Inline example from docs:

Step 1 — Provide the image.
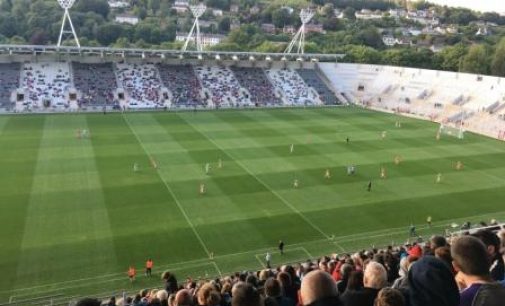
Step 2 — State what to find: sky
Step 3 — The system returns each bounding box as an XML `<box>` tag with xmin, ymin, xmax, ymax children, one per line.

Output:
<box><xmin>426</xmin><ymin>0</ymin><xmax>505</xmax><ymax>13</ymax></box>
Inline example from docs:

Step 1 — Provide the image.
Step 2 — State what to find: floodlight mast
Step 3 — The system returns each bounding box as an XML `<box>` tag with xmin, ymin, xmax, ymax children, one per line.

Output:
<box><xmin>182</xmin><ymin>3</ymin><xmax>207</xmax><ymax>52</ymax></box>
<box><xmin>57</xmin><ymin>0</ymin><xmax>80</xmax><ymax>48</ymax></box>
<box><xmin>284</xmin><ymin>8</ymin><xmax>315</xmax><ymax>55</ymax></box>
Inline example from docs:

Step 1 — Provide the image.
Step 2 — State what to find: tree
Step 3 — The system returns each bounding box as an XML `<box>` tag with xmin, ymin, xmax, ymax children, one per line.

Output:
<box><xmin>435</xmin><ymin>43</ymin><xmax>467</xmax><ymax>72</ymax></box>
<box><xmin>460</xmin><ymin>44</ymin><xmax>489</xmax><ymax>74</ymax></box>
<box><xmin>0</xmin><ymin>15</ymin><xmax>17</xmax><ymax>37</ymax></box>
<box><xmin>322</xmin><ymin>17</ymin><xmax>342</xmax><ymax>31</ymax></box>
<box><xmin>491</xmin><ymin>38</ymin><xmax>505</xmax><ymax>76</ymax></box>
<box><xmin>254</xmin><ymin>41</ymin><xmax>284</xmax><ymax>53</ymax></box>
<box><xmin>218</xmin><ymin>17</ymin><xmax>230</xmax><ymax>33</ymax></box>
<box><xmin>75</xmin><ymin>0</ymin><xmax>109</xmax><ymax>18</ymax></box>
<box><xmin>342</xmin><ymin>7</ymin><xmax>356</xmax><ymax>20</ymax></box>
<box><xmin>148</xmin><ymin>0</ymin><xmax>161</xmax><ymax>15</ymax></box>
<box><xmin>344</xmin><ymin>45</ymin><xmax>381</xmax><ymax>64</ymax></box>
<box><xmin>356</xmin><ymin>28</ymin><xmax>383</xmax><ymax>49</ymax></box>
<box><xmin>272</xmin><ymin>7</ymin><xmax>292</xmax><ymax>28</ymax></box>
<box><xmin>96</xmin><ymin>23</ymin><xmax>124</xmax><ymax>45</ymax></box>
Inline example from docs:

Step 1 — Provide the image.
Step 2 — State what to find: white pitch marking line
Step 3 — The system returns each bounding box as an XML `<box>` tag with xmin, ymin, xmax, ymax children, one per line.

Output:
<box><xmin>179</xmin><ymin>114</ymin><xmax>332</xmax><ymax>240</ymax></box>
<box><xmin>123</xmin><ymin>114</ymin><xmax>212</xmax><ymax>258</ymax></box>
<box><xmin>255</xmin><ymin>254</ymin><xmax>267</xmax><ymax>268</ymax></box>
<box><xmin>7</xmin><ymin>209</ymin><xmax>505</xmax><ymax>295</ymax></box>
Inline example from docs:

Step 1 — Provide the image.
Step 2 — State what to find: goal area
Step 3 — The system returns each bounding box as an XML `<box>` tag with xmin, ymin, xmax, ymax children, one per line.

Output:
<box><xmin>439</xmin><ymin>124</ymin><xmax>465</xmax><ymax>139</ymax></box>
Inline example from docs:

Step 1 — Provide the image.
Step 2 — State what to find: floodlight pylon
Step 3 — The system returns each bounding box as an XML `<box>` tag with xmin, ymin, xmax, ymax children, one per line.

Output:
<box><xmin>284</xmin><ymin>8</ymin><xmax>315</xmax><ymax>55</ymax></box>
<box><xmin>182</xmin><ymin>3</ymin><xmax>207</xmax><ymax>52</ymax></box>
<box><xmin>57</xmin><ymin>0</ymin><xmax>80</xmax><ymax>48</ymax></box>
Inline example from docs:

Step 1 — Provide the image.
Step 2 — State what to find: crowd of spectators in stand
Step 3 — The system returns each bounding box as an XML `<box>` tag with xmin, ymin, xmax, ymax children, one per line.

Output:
<box><xmin>157</xmin><ymin>64</ymin><xmax>204</xmax><ymax>107</ymax></box>
<box><xmin>195</xmin><ymin>66</ymin><xmax>251</xmax><ymax>107</ymax></box>
<box><xmin>266</xmin><ymin>69</ymin><xmax>319</xmax><ymax>106</ymax></box>
<box><xmin>232</xmin><ymin>67</ymin><xmax>283</xmax><ymax>106</ymax></box>
<box><xmin>76</xmin><ymin>228</ymin><xmax>505</xmax><ymax>306</ymax></box>
<box><xmin>72</xmin><ymin>63</ymin><xmax>117</xmax><ymax>107</ymax></box>
<box><xmin>22</xmin><ymin>63</ymin><xmax>71</xmax><ymax>109</ymax></box>
<box><xmin>116</xmin><ymin>63</ymin><xmax>162</xmax><ymax>108</ymax></box>
<box><xmin>296</xmin><ymin>69</ymin><xmax>338</xmax><ymax>106</ymax></box>
<box><xmin>0</xmin><ymin>63</ymin><xmax>20</xmax><ymax>109</ymax></box>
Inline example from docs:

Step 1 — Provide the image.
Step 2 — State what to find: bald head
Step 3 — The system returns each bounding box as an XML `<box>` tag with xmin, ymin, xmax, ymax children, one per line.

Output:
<box><xmin>300</xmin><ymin>270</ymin><xmax>338</xmax><ymax>305</ymax></box>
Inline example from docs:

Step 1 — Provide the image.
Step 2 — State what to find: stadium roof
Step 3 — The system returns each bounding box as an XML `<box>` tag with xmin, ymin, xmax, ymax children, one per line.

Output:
<box><xmin>0</xmin><ymin>44</ymin><xmax>344</xmax><ymax>62</ymax></box>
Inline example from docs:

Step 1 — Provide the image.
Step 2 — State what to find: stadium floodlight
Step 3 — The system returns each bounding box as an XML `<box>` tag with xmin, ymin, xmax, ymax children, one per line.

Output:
<box><xmin>56</xmin><ymin>0</ymin><xmax>80</xmax><ymax>48</ymax></box>
<box><xmin>182</xmin><ymin>3</ymin><xmax>207</xmax><ymax>52</ymax></box>
<box><xmin>284</xmin><ymin>8</ymin><xmax>315</xmax><ymax>55</ymax></box>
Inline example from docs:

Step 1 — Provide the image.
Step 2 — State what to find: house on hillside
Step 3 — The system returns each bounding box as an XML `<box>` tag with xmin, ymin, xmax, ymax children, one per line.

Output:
<box><xmin>230</xmin><ymin>4</ymin><xmax>239</xmax><ymax>13</ymax></box>
<box><xmin>261</xmin><ymin>23</ymin><xmax>276</xmax><ymax>34</ymax></box>
<box><xmin>172</xmin><ymin>0</ymin><xmax>189</xmax><ymax>13</ymax></box>
<box><xmin>108</xmin><ymin>1</ymin><xmax>130</xmax><ymax>9</ymax></box>
<box><xmin>115</xmin><ymin>14</ymin><xmax>139</xmax><ymax>25</ymax></box>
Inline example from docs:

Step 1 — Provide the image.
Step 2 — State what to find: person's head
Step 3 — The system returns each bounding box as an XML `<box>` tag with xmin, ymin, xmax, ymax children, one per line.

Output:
<box><xmin>472</xmin><ymin>229</ymin><xmax>502</xmax><ymax>257</ymax></box>
<box><xmin>231</xmin><ymin>282</ymin><xmax>261</xmax><ymax>306</ymax></box>
<box><xmin>408</xmin><ymin>256</ymin><xmax>459</xmax><ymax>306</ymax></box>
<box><xmin>300</xmin><ymin>270</ymin><xmax>338</xmax><ymax>305</ymax></box>
<box><xmin>76</xmin><ymin>298</ymin><xmax>101</xmax><ymax>306</ymax></box>
<box><xmin>221</xmin><ymin>282</ymin><xmax>232</xmax><ymax>295</ymax></box>
<box><xmin>277</xmin><ymin>272</ymin><xmax>292</xmax><ymax>288</ymax></box>
<box><xmin>264</xmin><ymin>278</ymin><xmax>282</xmax><ymax>298</ymax></box>
<box><xmin>156</xmin><ymin>290</ymin><xmax>169</xmax><ymax>302</ymax></box>
<box><xmin>374</xmin><ymin>288</ymin><xmax>405</xmax><ymax>306</ymax></box>
<box><xmin>451</xmin><ymin>235</ymin><xmax>490</xmax><ymax>278</ymax></box>
<box><xmin>363</xmin><ymin>262</ymin><xmax>387</xmax><ymax>289</ymax></box>
<box><xmin>340</xmin><ymin>263</ymin><xmax>353</xmax><ymax>280</ymax></box>
<box><xmin>259</xmin><ymin>269</ymin><xmax>272</xmax><ymax>281</ymax></box>
<box><xmin>197</xmin><ymin>283</ymin><xmax>221</xmax><ymax>306</ymax></box>
<box><xmin>346</xmin><ymin>270</ymin><xmax>364</xmax><ymax>291</ymax></box>
<box><xmin>246</xmin><ymin>274</ymin><xmax>259</xmax><ymax>288</ymax></box>
<box><xmin>168</xmin><ymin>294</ymin><xmax>176</xmax><ymax>306</ymax></box>
<box><xmin>430</xmin><ymin>235</ymin><xmax>447</xmax><ymax>251</ymax></box>
<box><xmin>174</xmin><ymin>289</ymin><xmax>193</xmax><ymax>306</ymax></box>
<box><xmin>434</xmin><ymin>246</ymin><xmax>453</xmax><ymax>270</ymax></box>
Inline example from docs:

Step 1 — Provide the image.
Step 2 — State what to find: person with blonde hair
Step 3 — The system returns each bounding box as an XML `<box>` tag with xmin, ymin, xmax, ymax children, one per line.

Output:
<box><xmin>197</xmin><ymin>283</ymin><xmax>221</xmax><ymax>306</ymax></box>
<box><xmin>374</xmin><ymin>288</ymin><xmax>405</xmax><ymax>306</ymax></box>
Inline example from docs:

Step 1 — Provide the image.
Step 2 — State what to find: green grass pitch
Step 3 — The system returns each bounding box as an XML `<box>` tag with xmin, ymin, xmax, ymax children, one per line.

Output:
<box><xmin>1</xmin><ymin>107</ymin><xmax>505</xmax><ymax>303</ymax></box>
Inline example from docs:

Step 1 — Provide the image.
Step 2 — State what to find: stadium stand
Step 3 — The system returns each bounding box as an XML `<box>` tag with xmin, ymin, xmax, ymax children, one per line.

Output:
<box><xmin>296</xmin><ymin>68</ymin><xmax>339</xmax><ymax>105</ymax></box>
<box><xmin>20</xmin><ymin>62</ymin><xmax>71</xmax><ymax>110</ymax></box>
<box><xmin>195</xmin><ymin>66</ymin><xmax>253</xmax><ymax>107</ymax></box>
<box><xmin>318</xmin><ymin>63</ymin><xmax>505</xmax><ymax>140</ymax></box>
<box><xmin>71</xmin><ymin>223</ymin><xmax>505</xmax><ymax>306</ymax></box>
<box><xmin>115</xmin><ymin>63</ymin><xmax>163</xmax><ymax>109</ymax></box>
<box><xmin>2</xmin><ymin>58</ymin><xmax>505</xmax><ymax>140</ymax></box>
<box><xmin>0</xmin><ymin>63</ymin><xmax>20</xmax><ymax>110</ymax></box>
<box><xmin>72</xmin><ymin>62</ymin><xmax>117</xmax><ymax>108</ymax></box>
<box><xmin>266</xmin><ymin>68</ymin><xmax>321</xmax><ymax>106</ymax></box>
<box><xmin>231</xmin><ymin>67</ymin><xmax>283</xmax><ymax>106</ymax></box>
<box><xmin>157</xmin><ymin>64</ymin><xmax>205</xmax><ymax>107</ymax></box>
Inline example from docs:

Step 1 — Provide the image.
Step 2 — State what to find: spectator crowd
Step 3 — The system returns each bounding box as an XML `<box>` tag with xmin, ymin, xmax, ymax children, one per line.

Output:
<box><xmin>76</xmin><ymin>228</ymin><xmax>505</xmax><ymax>306</ymax></box>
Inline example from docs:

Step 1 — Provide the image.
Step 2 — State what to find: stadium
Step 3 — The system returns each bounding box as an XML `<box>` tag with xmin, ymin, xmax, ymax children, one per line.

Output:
<box><xmin>1</xmin><ymin>1</ymin><xmax>505</xmax><ymax>306</ymax></box>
